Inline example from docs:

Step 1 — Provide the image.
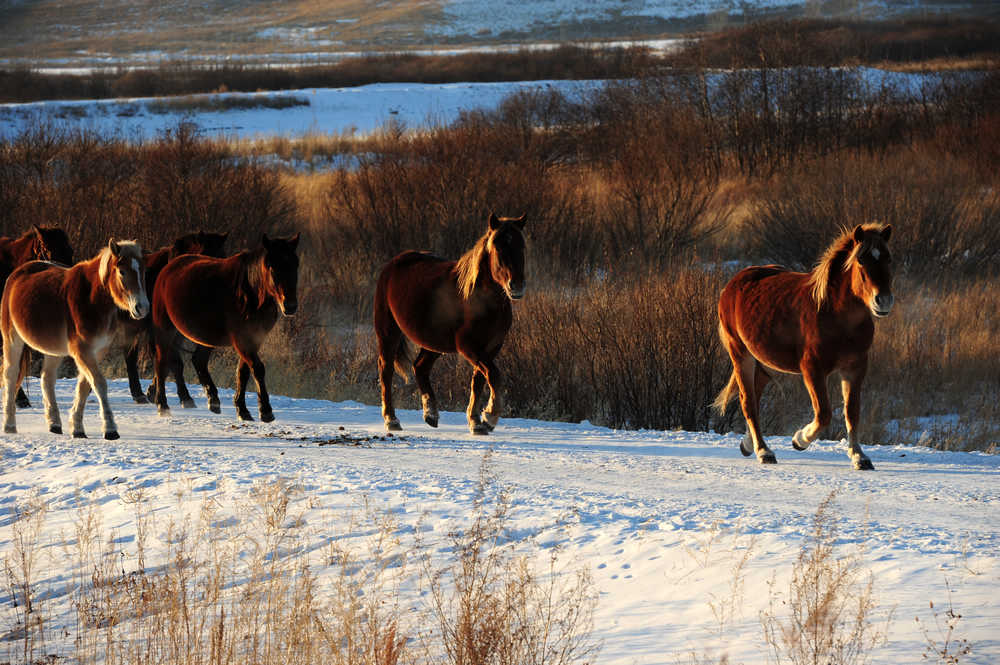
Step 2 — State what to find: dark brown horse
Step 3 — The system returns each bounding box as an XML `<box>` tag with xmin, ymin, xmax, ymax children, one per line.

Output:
<box><xmin>152</xmin><ymin>233</ymin><xmax>300</xmax><ymax>422</ymax></box>
<box><xmin>715</xmin><ymin>224</ymin><xmax>894</xmax><ymax>470</ymax></box>
<box><xmin>119</xmin><ymin>231</ymin><xmax>229</xmax><ymax>405</ymax></box>
<box><xmin>0</xmin><ymin>225</ymin><xmax>75</xmax><ymax>408</ymax></box>
<box><xmin>374</xmin><ymin>213</ymin><xmax>526</xmax><ymax>434</ymax></box>
<box><xmin>2</xmin><ymin>240</ymin><xmax>149</xmax><ymax>439</ymax></box>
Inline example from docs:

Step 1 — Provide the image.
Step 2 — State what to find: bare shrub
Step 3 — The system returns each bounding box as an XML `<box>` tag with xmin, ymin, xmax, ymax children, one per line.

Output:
<box><xmin>2</xmin><ymin>494</ymin><xmax>49</xmax><ymax>663</ymax></box>
<box><xmin>418</xmin><ymin>456</ymin><xmax>600</xmax><ymax>665</ymax></box>
<box><xmin>915</xmin><ymin>582</ymin><xmax>973</xmax><ymax>664</ymax></box>
<box><xmin>761</xmin><ymin>492</ymin><xmax>890</xmax><ymax>665</ymax></box>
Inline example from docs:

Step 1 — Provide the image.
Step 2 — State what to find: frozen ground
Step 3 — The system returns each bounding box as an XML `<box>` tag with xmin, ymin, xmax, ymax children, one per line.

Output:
<box><xmin>1</xmin><ymin>378</ymin><xmax>998</xmax><ymax>663</ymax></box>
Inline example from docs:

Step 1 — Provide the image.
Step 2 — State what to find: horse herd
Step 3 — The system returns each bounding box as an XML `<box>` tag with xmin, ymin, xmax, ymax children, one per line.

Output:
<box><xmin>0</xmin><ymin>215</ymin><xmax>894</xmax><ymax>471</ymax></box>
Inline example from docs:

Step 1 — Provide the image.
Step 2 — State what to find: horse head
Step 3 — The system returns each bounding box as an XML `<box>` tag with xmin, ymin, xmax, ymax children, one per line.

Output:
<box><xmin>105</xmin><ymin>239</ymin><xmax>149</xmax><ymax>320</ymax></box>
<box><xmin>32</xmin><ymin>225</ymin><xmax>74</xmax><ymax>265</ymax></box>
<box><xmin>172</xmin><ymin>230</ymin><xmax>229</xmax><ymax>259</ymax></box>
<box><xmin>848</xmin><ymin>224</ymin><xmax>894</xmax><ymax>318</ymax></box>
<box><xmin>486</xmin><ymin>213</ymin><xmax>527</xmax><ymax>300</ymax></box>
<box><xmin>261</xmin><ymin>233</ymin><xmax>300</xmax><ymax>316</ymax></box>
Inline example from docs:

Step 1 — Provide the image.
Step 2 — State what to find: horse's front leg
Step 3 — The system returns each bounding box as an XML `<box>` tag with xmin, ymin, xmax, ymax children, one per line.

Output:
<box><xmin>466</xmin><ymin>370</ymin><xmax>489</xmax><ymax>435</ymax></box>
<box><xmin>841</xmin><ymin>360</ymin><xmax>874</xmax><ymax>471</ymax></box>
<box><xmin>125</xmin><ymin>334</ymin><xmax>148</xmax><ymax>404</ymax></box>
<box><xmin>246</xmin><ymin>351</ymin><xmax>274</xmax><ymax>422</ymax></box>
<box><xmin>69</xmin><ymin>375</ymin><xmax>92</xmax><ymax>438</ymax></box>
<box><xmin>71</xmin><ymin>346</ymin><xmax>118</xmax><ymax>440</ymax></box>
<box><xmin>478</xmin><ymin>358</ymin><xmax>502</xmax><ymax>431</ymax></box>
<box><xmin>793</xmin><ymin>358</ymin><xmax>832</xmax><ymax>454</ymax></box>
<box><xmin>234</xmin><ymin>360</ymin><xmax>254</xmax><ymax>421</ymax></box>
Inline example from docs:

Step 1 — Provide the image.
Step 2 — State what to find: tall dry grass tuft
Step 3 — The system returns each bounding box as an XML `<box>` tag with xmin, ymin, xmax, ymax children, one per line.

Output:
<box><xmin>761</xmin><ymin>492</ymin><xmax>890</xmax><ymax>665</ymax></box>
<box><xmin>418</xmin><ymin>456</ymin><xmax>600</xmax><ymax>665</ymax></box>
<box><xmin>2</xmin><ymin>494</ymin><xmax>49</xmax><ymax>664</ymax></box>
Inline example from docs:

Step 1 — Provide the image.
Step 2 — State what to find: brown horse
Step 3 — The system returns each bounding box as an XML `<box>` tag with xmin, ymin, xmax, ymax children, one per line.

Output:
<box><xmin>374</xmin><ymin>213</ymin><xmax>526</xmax><ymax>434</ymax></box>
<box><xmin>151</xmin><ymin>233</ymin><xmax>300</xmax><ymax>422</ymax></box>
<box><xmin>0</xmin><ymin>225</ymin><xmax>75</xmax><ymax>408</ymax></box>
<box><xmin>119</xmin><ymin>231</ymin><xmax>229</xmax><ymax>405</ymax></box>
<box><xmin>2</xmin><ymin>240</ymin><xmax>149</xmax><ymax>439</ymax></box>
<box><xmin>715</xmin><ymin>224</ymin><xmax>894</xmax><ymax>470</ymax></box>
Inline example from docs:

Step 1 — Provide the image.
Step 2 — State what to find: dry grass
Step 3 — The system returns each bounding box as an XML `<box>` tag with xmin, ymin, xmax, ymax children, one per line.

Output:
<box><xmin>1</xmin><ymin>465</ymin><xmax>599</xmax><ymax>665</ymax></box>
<box><xmin>761</xmin><ymin>492</ymin><xmax>891</xmax><ymax>665</ymax></box>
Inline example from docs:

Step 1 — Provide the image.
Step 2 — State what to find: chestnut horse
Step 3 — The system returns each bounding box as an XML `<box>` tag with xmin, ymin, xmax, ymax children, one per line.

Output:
<box><xmin>151</xmin><ymin>233</ymin><xmax>300</xmax><ymax>422</ymax></box>
<box><xmin>119</xmin><ymin>231</ymin><xmax>229</xmax><ymax>405</ymax></box>
<box><xmin>374</xmin><ymin>213</ymin><xmax>526</xmax><ymax>434</ymax></box>
<box><xmin>0</xmin><ymin>225</ymin><xmax>75</xmax><ymax>408</ymax></box>
<box><xmin>2</xmin><ymin>240</ymin><xmax>149</xmax><ymax>439</ymax></box>
<box><xmin>715</xmin><ymin>224</ymin><xmax>894</xmax><ymax>470</ymax></box>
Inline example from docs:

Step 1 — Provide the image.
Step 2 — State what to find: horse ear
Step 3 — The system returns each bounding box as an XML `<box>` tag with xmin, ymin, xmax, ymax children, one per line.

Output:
<box><xmin>289</xmin><ymin>232</ymin><xmax>300</xmax><ymax>250</ymax></box>
<box><xmin>488</xmin><ymin>213</ymin><xmax>500</xmax><ymax>231</ymax></box>
<box><xmin>881</xmin><ymin>225</ymin><xmax>892</xmax><ymax>243</ymax></box>
<box><xmin>513</xmin><ymin>213</ymin><xmax>526</xmax><ymax>230</ymax></box>
<box><xmin>852</xmin><ymin>225</ymin><xmax>866</xmax><ymax>244</ymax></box>
<box><xmin>108</xmin><ymin>238</ymin><xmax>121</xmax><ymax>257</ymax></box>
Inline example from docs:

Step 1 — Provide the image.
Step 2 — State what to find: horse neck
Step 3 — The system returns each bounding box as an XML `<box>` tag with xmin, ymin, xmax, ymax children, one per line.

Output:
<box><xmin>6</xmin><ymin>234</ymin><xmax>37</xmax><ymax>263</ymax></box>
<box><xmin>238</xmin><ymin>250</ymin><xmax>271</xmax><ymax>311</ymax></box>
<box><xmin>825</xmin><ymin>262</ymin><xmax>869</xmax><ymax>319</ymax></box>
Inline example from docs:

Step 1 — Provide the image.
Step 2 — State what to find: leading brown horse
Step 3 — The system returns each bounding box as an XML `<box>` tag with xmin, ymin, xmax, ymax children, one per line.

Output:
<box><xmin>151</xmin><ymin>233</ymin><xmax>300</xmax><ymax>422</ymax></box>
<box><xmin>2</xmin><ymin>240</ymin><xmax>149</xmax><ymax>439</ymax></box>
<box><xmin>374</xmin><ymin>213</ymin><xmax>526</xmax><ymax>434</ymax></box>
<box><xmin>0</xmin><ymin>225</ymin><xmax>75</xmax><ymax>408</ymax></box>
<box><xmin>119</xmin><ymin>230</ymin><xmax>229</xmax><ymax>405</ymax></box>
<box><xmin>715</xmin><ymin>224</ymin><xmax>894</xmax><ymax>470</ymax></box>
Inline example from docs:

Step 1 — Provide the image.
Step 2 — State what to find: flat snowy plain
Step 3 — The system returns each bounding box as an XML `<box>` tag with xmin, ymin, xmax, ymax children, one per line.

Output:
<box><xmin>2</xmin><ymin>379</ymin><xmax>998</xmax><ymax>663</ymax></box>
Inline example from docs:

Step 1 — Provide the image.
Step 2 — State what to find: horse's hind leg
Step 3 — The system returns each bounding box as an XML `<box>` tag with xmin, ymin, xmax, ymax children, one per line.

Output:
<box><xmin>2</xmin><ymin>331</ymin><xmax>25</xmax><ymax>433</ymax></box>
<box><xmin>191</xmin><ymin>346</ymin><xmax>219</xmax><ymax>413</ymax></box>
<box><xmin>375</xmin><ymin>321</ymin><xmax>403</xmax><ymax>431</ymax></box>
<box><xmin>734</xmin><ymin>354</ymin><xmax>775</xmax><ymax>464</ymax></box>
<box><xmin>14</xmin><ymin>348</ymin><xmax>32</xmax><ymax>409</ymax></box>
<box><xmin>125</xmin><ymin>334</ymin><xmax>149</xmax><ymax>404</ymax></box>
<box><xmin>792</xmin><ymin>359</ymin><xmax>832</xmax><ymax>456</ymax></box>
<box><xmin>40</xmin><ymin>354</ymin><xmax>62</xmax><ymax>434</ymax></box>
<box><xmin>172</xmin><ymin>349</ymin><xmax>196</xmax><ymax>409</ymax></box>
<box><xmin>413</xmin><ymin>349</ymin><xmax>441</xmax><ymax>427</ymax></box>
<box><xmin>840</xmin><ymin>360</ymin><xmax>874</xmax><ymax>471</ymax></box>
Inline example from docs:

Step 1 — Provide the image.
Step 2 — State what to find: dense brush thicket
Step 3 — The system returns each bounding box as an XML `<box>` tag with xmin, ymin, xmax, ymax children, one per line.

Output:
<box><xmin>2</xmin><ymin>41</ymin><xmax>998</xmax><ymax>449</ymax></box>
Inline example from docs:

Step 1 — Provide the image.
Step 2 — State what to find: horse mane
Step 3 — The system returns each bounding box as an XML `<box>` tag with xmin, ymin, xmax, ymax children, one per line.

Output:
<box><xmin>97</xmin><ymin>241</ymin><xmax>142</xmax><ymax>284</ymax></box>
<box><xmin>453</xmin><ymin>233</ymin><xmax>490</xmax><ymax>301</ymax></box>
<box><xmin>808</xmin><ymin>223</ymin><xmax>885</xmax><ymax>309</ymax></box>
<box><xmin>236</xmin><ymin>249</ymin><xmax>269</xmax><ymax>312</ymax></box>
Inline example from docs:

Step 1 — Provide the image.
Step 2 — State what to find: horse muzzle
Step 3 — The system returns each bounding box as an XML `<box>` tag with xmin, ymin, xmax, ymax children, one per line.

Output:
<box><xmin>507</xmin><ymin>282</ymin><xmax>525</xmax><ymax>300</ymax></box>
<box><xmin>871</xmin><ymin>293</ymin><xmax>894</xmax><ymax>318</ymax></box>
<box><xmin>280</xmin><ymin>299</ymin><xmax>298</xmax><ymax>316</ymax></box>
<box><xmin>131</xmin><ymin>297</ymin><xmax>150</xmax><ymax>320</ymax></box>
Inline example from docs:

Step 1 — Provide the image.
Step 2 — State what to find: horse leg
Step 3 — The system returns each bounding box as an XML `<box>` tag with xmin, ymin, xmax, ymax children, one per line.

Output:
<box><xmin>234</xmin><ymin>360</ymin><xmax>254</xmax><ymax>421</ymax></box>
<box><xmin>245</xmin><ymin>351</ymin><xmax>274</xmax><ymax>422</ymax></box>
<box><xmin>172</xmin><ymin>349</ymin><xmax>196</xmax><ymax>409</ymax></box>
<box><xmin>153</xmin><ymin>336</ymin><xmax>172</xmax><ymax>417</ymax></box>
<box><xmin>413</xmin><ymin>348</ymin><xmax>441</xmax><ymax>428</ymax></box>
<box><xmin>841</xmin><ymin>361</ymin><xmax>874</xmax><ymax>471</ymax></box>
<box><xmin>2</xmin><ymin>331</ymin><xmax>25</xmax><ymax>433</ymax></box>
<box><xmin>40</xmin><ymin>354</ymin><xmax>63</xmax><ymax>434</ymax></box>
<box><xmin>191</xmin><ymin>346</ymin><xmax>219</xmax><ymax>413</ymax></box>
<box><xmin>69</xmin><ymin>376</ymin><xmax>92</xmax><ymax>438</ymax></box>
<box><xmin>466</xmin><ymin>369</ymin><xmax>490</xmax><ymax>435</ymax></box>
<box><xmin>376</xmin><ymin>327</ymin><xmax>403</xmax><ymax>431</ymax></box>
<box><xmin>793</xmin><ymin>358</ymin><xmax>832</xmax><ymax>453</ymax></box>
<box><xmin>125</xmin><ymin>335</ymin><xmax>149</xmax><ymax>404</ymax></box>
<box><xmin>14</xmin><ymin>350</ymin><xmax>31</xmax><ymax>408</ymax></box>
<box><xmin>733</xmin><ymin>353</ymin><xmax>775</xmax><ymax>464</ymax></box>
<box><xmin>71</xmin><ymin>346</ymin><xmax>118</xmax><ymax>440</ymax></box>
<box><xmin>478</xmin><ymin>358</ymin><xmax>503</xmax><ymax>431</ymax></box>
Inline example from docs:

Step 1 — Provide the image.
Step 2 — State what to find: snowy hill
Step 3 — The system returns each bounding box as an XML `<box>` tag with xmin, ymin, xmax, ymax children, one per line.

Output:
<box><xmin>2</xmin><ymin>378</ymin><xmax>997</xmax><ymax>663</ymax></box>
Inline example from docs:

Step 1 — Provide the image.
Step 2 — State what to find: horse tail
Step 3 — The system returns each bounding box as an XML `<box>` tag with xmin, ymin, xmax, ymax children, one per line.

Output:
<box><xmin>713</xmin><ymin>369</ymin><xmax>739</xmax><ymax>415</ymax></box>
<box><xmin>393</xmin><ymin>337</ymin><xmax>415</xmax><ymax>384</ymax></box>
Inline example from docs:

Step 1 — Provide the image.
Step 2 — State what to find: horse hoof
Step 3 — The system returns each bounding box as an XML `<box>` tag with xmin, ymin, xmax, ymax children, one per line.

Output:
<box><xmin>209</xmin><ymin>402</ymin><xmax>221</xmax><ymax>414</ymax></box>
<box><xmin>471</xmin><ymin>423</ymin><xmax>491</xmax><ymax>435</ymax></box>
<box><xmin>385</xmin><ymin>419</ymin><xmax>402</xmax><ymax>432</ymax></box>
<box><xmin>15</xmin><ymin>397</ymin><xmax>31</xmax><ymax>409</ymax></box>
<box><xmin>105</xmin><ymin>431</ymin><xmax>120</xmax><ymax>441</ymax></box>
<box><xmin>791</xmin><ymin>430</ymin><xmax>810</xmax><ymax>451</ymax></box>
<box><xmin>133</xmin><ymin>395</ymin><xmax>149</xmax><ymax>405</ymax></box>
<box><xmin>260</xmin><ymin>411</ymin><xmax>275</xmax><ymax>423</ymax></box>
<box><xmin>72</xmin><ymin>431</ymin><xmax>87</xmax><ymax>439</ymax></box>
<box><xmin>181</xmin><ymin>398</ymin><xmax>196</xmax><ymax>409</ymax></box>
<box><xmin>739</xmin><ymin>435</ymin><xmax>753</xmax><ymax>457</ymax></box>
<box><xmin>4</xmin><ymin>424</ymin><xmax>16</xmax><ymax>434</ymax></box>
<box><xmin>758</xmin><ymin>451</ymin><xmax>777</xmax><ymax>465</ymax></box>
<box><xmin>238</xmin><ymin>411</ymin><xmax>254</xmax><ymax>422</ymax></box>
<box><xmin>424</xmin><ymin>414</ymin><xmax>439</xmax><ymax>428</ymax></box>
<box><xmin>157</xmin><ymin>407</ymin><xmax>171</xmax><ymax>417</ymax></box>
<box><xmin>854</xmin><ymin>457</ymin><xmax>875</xmax><ymax>471</ymax></box>
<box><xmin>49</xmin><ymin>425</ymin><xmax>62</xmax><ymax>434</ymax></box>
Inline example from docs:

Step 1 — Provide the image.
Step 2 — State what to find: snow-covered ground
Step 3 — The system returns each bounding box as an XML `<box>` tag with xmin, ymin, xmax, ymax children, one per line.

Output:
<box><xmin>2</xmin><ymin>379</ymin><xmax>998</xmax><ymax>663</ymax></box>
